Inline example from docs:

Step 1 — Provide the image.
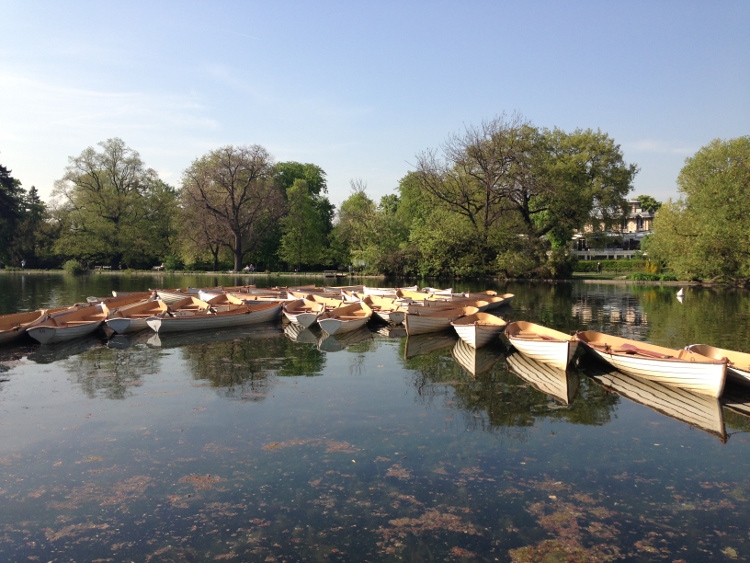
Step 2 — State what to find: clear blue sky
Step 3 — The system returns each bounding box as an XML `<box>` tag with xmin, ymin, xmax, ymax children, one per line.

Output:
<box><xmin>2</xmin><ymin>1</ymin><xmax>748</xmax><ymax>209</ymax></box>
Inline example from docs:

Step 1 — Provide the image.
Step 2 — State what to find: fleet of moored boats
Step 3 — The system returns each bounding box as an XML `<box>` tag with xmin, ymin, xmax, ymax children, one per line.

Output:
<box><xmin>2</xmin><ymin>284</ymin><xmax>748</xmax><ymax>404</ymax></box>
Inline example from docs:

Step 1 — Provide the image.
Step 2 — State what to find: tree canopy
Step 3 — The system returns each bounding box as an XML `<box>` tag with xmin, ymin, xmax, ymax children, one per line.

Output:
<box><xmin>181</xmin><ymin>145</ymin><xmax>287</xmax><ymax>271</ymax></box>
<box><xmin>51</xmin><ymin>138</ymin><xmax>173</xmax><ymax>268</ymax></box>
<box><xmin>644</xmin><ymin>136</ymin><xmax>750</xmax><ymax>281</ymax></box>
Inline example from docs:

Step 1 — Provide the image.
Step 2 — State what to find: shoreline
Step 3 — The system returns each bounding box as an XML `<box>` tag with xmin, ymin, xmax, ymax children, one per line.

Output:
<box><xmin>0</xmin><ymin>269</ymin><xmax>728</xmax><ymax>288</ymax></box>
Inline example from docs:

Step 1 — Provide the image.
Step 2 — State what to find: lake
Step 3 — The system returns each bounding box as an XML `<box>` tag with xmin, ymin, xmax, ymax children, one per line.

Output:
<box><xmin>1</xmin><ymin>272</ymin><xmax>750</xmax><ymax>561</ymax></box>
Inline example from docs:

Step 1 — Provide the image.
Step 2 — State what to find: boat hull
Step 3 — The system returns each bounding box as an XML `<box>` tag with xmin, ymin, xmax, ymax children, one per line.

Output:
<box><xmin>147</xmin><ymin>303</ymin><xmax>281</xmax><ymax>334</ymax></box>
<box><xmin>27</xmin><ymin>320</ymin><xmax>104</xmax><ymax>344</ymax></box>
<box><xmin>577</xmin><ymin>331</ymin><xmax>726</xmax><ymax>398</ymax></box>
<box><xmin>317</xmin><ymin>315</ymin><xmax>369</xmax><ymax>335</ymax></box>
<box><xmin>686</xmin><ymin>344</ymin><xmax>750</xmax><ymax>387</ymax></box>
<box><xmin>506</xmin><ymin>322</ymin><xmax>579</xmax><ymax>371</ymax></box>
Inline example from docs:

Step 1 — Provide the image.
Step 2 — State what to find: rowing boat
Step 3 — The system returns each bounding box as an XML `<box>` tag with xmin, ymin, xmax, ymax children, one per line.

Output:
<box><xmin>450</xmin><ymin>312</ymin><xmax>507</xmax><ymax>348</ymax></box>
<box><xmin>576</xmin><ymin>330</ymin><xmax>727</xmax><ymax>398</ymax></box>
<box><xmin>404</xmin><ymin>306</ymin><xmax>478</xmax><ymax>336</ymax></box>
<box><xmin>505</xmin><ymin>321</ymin><xmax>579</xmax><ymax>370</ymax></box>
<box><xmin>685</xmin><ymin>344</ymin><xmax>750</xmax><ymax>388</ymax></box>
<box><xmin>317</xmin><ymin>301</ymin><xmax>373</xmax><ymax>335</ymax></box>
<box><xmin>146</xmin><ymin>301</ymin><xmax>282</xmax><ymax>334</ymax></box>
<box><xmin>362</xmin><ymin>295</ymin><xmax>407</xmax><ymax>325</ymax></box>
<box><xmin>283</xmin><ymin>298</ymin><xmax>326</xmax><ymax>328</ymax></box>
<box><xmin>26</xmin><ymin>304</ymin><xmax>109</xmax><ymax>344</ymax></box>
<box><xmin>0</xmin><ymin>309</ymin><xmax>50</xmax><ymax>344</ymax></box>
<box><xmin>105</xmin><ymin>299</ymin><xmax>170</xmax><ymax>334</ymax></box>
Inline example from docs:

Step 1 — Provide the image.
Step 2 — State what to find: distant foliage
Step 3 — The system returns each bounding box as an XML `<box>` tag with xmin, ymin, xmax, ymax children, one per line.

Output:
<box><xmin>574</xmin><ymin>260</ymin><xmax>649</xmax><ymax>273</ymax></box>
<box><xmin>164</xmin><ymin>255</ymin><xmax>184</xmax><ymax>271</ymax></box>
<box><xmin>645</xmin><ymin>136</ymin><xmax>750</xmax><ymax>282</ymax></box>
<box><xmin>62</xmin><ymin>259</ymin><xmax>86</xmax><ymax>274</ymax></box>
<box><xmin>627</xmin><ymin>273</ymin><xmax>661</xmax><ymax>281</ymax></box>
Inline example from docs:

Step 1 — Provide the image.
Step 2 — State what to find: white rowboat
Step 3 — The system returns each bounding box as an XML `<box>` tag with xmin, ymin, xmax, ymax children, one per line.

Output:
<box><xmin>146</xmin><ymin>302</ymin><xmax>282</xmax><ymax>333</ymax></box>
<box><xmin>685</xmin><ymin>344</ymin><xmax>750</xmax><ymax>388</ymax></box>
<box><xmin>505</xmin><ymin>321</ymin><xmax>579</xmax><ymax>371</ymax></box>
<box><xmin>576</xmin><ymin>330</ymin><xmax>727</xmax><ymax>398</ymax></box>
<box><xmin>317</xmin><ymin>302</ymin><xmax>373</xmax><ymax>335</ymax></box>
<box><xmin>450</xmin><ymin>312</ymin><xmax>507</xmax><ymax>348</ymax></box>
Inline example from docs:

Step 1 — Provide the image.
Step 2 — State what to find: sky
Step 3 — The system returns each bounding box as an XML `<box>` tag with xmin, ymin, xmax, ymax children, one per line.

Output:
<box><xmin>2</xmin><ymin>1</ymin><xmax>748</xmax><ymax>209</ymax></box>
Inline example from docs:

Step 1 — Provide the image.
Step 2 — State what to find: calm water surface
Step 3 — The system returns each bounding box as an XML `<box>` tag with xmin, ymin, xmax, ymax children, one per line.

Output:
<box><xmin>1</xmin><ymin>272</ymin><xmax>750</xmax><ymax>561</ymax></box>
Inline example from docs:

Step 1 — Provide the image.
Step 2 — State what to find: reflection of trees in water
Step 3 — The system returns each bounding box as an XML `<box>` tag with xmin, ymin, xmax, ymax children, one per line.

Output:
<box><xmin>180</xmin><ymin>332</ymin><xmax>327</xmax><ymax>399</ymax></box>
<box><xmin>400</xmin><ymin>343</ymin><xmax>619</xmax><ymax>437</ymax></box>
<box><xmin>636</xmin><ymin>286</ymin><xmax>750</xmax><ymax>350</ymax></box>
<box><xmin>60</xmin><ymin>344</ymin><xmax>160</xmax><ymax>400</ymax></box>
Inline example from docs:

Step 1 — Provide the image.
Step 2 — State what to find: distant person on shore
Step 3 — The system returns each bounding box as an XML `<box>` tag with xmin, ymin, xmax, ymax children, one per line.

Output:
<box><xmin>596</xmin><ymin>262</ymin><xmax>602</xmax><ymax>273</ymax></box>
<box><xmin>21</xmin><ymin>259</ymin><xmax>26</xmax><ymax>269</ymax></box>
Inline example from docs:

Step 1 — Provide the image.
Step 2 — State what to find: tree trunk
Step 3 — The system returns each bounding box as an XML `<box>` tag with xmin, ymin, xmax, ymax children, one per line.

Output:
<box><xmin>233</xmin><ymin>231</ymin><xmax>243</xmax><ymax>272</ymax></box>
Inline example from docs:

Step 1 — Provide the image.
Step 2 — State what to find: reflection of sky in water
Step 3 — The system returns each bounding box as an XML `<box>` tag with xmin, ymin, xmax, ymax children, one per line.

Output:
<box><xmin>0</xmin><ymin>278</ymin><xmax>749</xmax><ymax>559</ymax></box>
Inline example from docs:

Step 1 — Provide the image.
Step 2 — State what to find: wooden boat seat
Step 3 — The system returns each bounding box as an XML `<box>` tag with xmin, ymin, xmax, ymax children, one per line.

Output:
<box><xmin>615</xmin><ymin>343</ymin><xmax>674</xmax><ymax>359</ymax></box>
<box><xmin>516</xmin><ymin>332</ymin><xmax>559</xmax><ymax>341</ymax></box>
<box><xmin>337</xmin><ymin>315</ymin><xmax>363</xmax><ymax>320</ymax></box>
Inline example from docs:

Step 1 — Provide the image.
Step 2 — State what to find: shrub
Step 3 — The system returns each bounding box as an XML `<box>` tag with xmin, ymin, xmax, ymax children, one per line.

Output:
<box><xmin>626</xmin><ymin>273</ymin><xmax>661</xmax><ymax>281</ymax></box>
<box><xmin>63</xmin><ymin>259</ymin><xmax>86</xmax><ymax>275</ymax></box>
<box><xmin>164</xmin><ymin>255</ymin><xmax>184</xmax><ymax>271</ymax></box>
<box><xmin>574</xmin><ymin>260</ymin><xmax>649</xmax><ymax>273</ymax></box>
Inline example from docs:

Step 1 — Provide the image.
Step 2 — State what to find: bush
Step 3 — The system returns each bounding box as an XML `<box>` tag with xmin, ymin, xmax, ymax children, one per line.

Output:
<box><xmin>574</xmin><ymin>260</ymin><xmax>649</xmax><ymax>273</ymax></box>
<box><xmin>62</xmin><ymin>259</ymin><xmax>87</xmax><ymax>275</ymax></box>
<box><xmin>626</xmin><ymin>273</ymin><xmax>661</xmax><ymax>281</ymax></box>
<box><xmin>164</xmin><ymin>255</ymin><xmax>184</xmax><ymax>271</ymax></box>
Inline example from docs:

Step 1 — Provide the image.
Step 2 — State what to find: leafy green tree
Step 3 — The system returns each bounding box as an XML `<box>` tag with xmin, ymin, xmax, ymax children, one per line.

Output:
<box><xmin>644</xmin><ymin>136</ymin><xmax>750</xmax><ymax>281</ymax></box>
<box><xmin>0</xmin><ymin>164</ymin><xmax>25</xmax><ymax>265</ymax></box>
<box><xmin>278</xmin><ymin>179</ymin><xmax>325</xmax><ymax>271</ymax></box>
<box><xmin>636</xmin><ymin>194</ymin><xmax>662</xmax><ymax>213</ymax></box>
<box><xmin>332</xmin><ymin>180</ymin><xmax>376</xmax><ymax>271</ymax></box>
<box><xmin>412</xmin><ymin>115</ymin><xmax>636</xmax><ymax>276</ymax></box>
<box><xmin>537</xmin><ymin>127</ymin><xmax>636</xmax><ymax>247</ymax></box>
<box><xmin>10</xmin><ymin>186</ymin><xmax>48</xmax><ymax>266</ymax></box>
<box><xmin>181</xmin><ymin>145</ymin><xmax>287</xmax><ymax>271</ymax></box>
<box><xmin>52</xmin><ymin>138</ymin><xmax>171</xmax><ymax>268</ymax></box>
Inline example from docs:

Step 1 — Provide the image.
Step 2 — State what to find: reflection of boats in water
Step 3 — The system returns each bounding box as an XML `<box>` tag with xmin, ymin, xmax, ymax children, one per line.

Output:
<box><xmin>376</xmin><ymin>325</ymin><xmax>407</xmax><ymax>339</ymax></box>
<box><xmin>505</xmin><ymin>349</ymin><xmax>579</xmax><ymax>405</ymax></box>
<box><xmin>451</xmin><ymin>339</ymin><xmax>503</xmax><ymax>376</ymax></box>
<box><xmin>283</xmin><ymin>322</ymin><xmax>320</xmax><ymax>344</ymax></box>
<box><xmin>317</xmin><ymin>326</ymin><xmax>373</xmax><ymax>352</ymax></box>
<box><xmin>27</xmin><ymin>335</ymin><xmax>106</xmax><ymax>364</ymax></box>
<box><xmin>404</xmin><ymin>332</ymin><xmax>457</xmax><ymax>360</ymax></box>
<box><xmin>582</xmin><ymin>362</ymin><xmax>727</xmax><ymax>443</ymax></box>
<box><xmin>106</xmin><ymin>331</ymin><xmax>156</xmax><ymax>349</ymax></box>
<box><xmin>147</xmin><ymin>323</ymin><xmax>284</xmax><ymax>348</ymax></box>
<box><xmin>720</xmin><ymin>382</ymin><xmax>750</xmax><ymax>420</ymax></box>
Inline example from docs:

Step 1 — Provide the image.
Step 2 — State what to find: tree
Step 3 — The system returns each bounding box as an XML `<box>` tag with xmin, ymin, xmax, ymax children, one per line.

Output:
<box><xmin>412</xmin><ymin>115</ymin><xmax>637</xmax><ymax>276</ymax></box>
<box><xmin>0</xmin><ymin>164</ymin><xmax>25</xmax><ymax>265</ymax></box>
<box><xmin>644</xmin><ymin>136</ymin><xmax>750</xmax><ymax>281</ymax></box>
<box><xmin>278</xmin><ymin>179</ymin><xmax>325</xmax><ymax>271</ymax></box>
<box><xmin>332</xmin><ymin>180</ymin><xmax>376</xmax><ymax>270</ymax></box>
<box><xmin>181</xmin><ymin>145</ymin><xmax>286</xmax><ymax>271</ymax></box>
<box><xmin>636</xmin><ymin>194</ymin><xmax>662</xmax><ymax>213</ymax></box>
<box><xmin>10</xmin><ymin>186</ymin><xmax>48</xmax><ymax>266</ymax></box>
<box><xmin>52</xmin><ymin>138</ymin><xmax>170</xmax><ymax>268</ymax></box>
